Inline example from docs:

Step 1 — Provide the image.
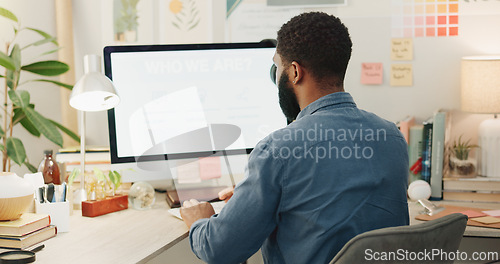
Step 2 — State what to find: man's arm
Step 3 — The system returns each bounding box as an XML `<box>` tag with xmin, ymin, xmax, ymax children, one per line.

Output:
<box><xmin>187</xmin><ymin>141</ymin><xmax>284</xmax><ymax>264</ymax></box>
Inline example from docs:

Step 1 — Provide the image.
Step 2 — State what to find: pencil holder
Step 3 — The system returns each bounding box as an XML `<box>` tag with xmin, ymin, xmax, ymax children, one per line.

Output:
<box><xmin>35</xmin><ymin>201</ymin><xmax>70</xmax><ymax>232</ymax></box>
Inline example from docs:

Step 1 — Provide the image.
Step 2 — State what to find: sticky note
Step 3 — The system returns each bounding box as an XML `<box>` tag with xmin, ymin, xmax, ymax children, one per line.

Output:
<box><xmin>199</xmin><ymin>156</ymin><xmax>222</xmax><ymax>180</ymax></box>
<box><xmin>390</xmin><ymin>64</ymin><xmax>413</xmax><ymax>86</ymax></box>
<box><xmin>361</xmin><ymin>63</ymin><xmax>383</xmax><ymax>85</ymax></box>
<box><xmin>391</xmin><ymin>38</ymin><xmax>413</xmax><ymax>61</ymax></box>
<box><xmin>458</xmin><ymin>210</ymin><xmax>487</xmax><ymax>218</ymax></box>
<box><xmin>471</xmin><ymin>216</ymin><xmax>500</xmax><ymax>225</ymax></box>
<box><xmin>177</xmin><ymin>161</ymin><xmax>201</xmax><ymax>184</ymax></box>
<box><xmin>483</xmin><ymin>210</ymin><xmax>500</xmax><ymax>217</ymax></box>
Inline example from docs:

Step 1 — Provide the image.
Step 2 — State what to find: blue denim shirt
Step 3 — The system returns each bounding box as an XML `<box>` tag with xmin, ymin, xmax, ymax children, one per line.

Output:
<box><xmin>189</xmin><ymin>92</ymin><xmax>409</xmax><ymax>264</ymax></box>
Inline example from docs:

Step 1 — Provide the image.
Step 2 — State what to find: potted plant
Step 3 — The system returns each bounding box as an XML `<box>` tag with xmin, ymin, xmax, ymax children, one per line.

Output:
<box><xmin>0</xmin><ymin>7</ymin><xmax>79</xmax><ymax>172</ymax></box>
<box><xmin>449</xmin><ymin>135</ymin><xmax>479</xmax><ymax>177</ymax></box>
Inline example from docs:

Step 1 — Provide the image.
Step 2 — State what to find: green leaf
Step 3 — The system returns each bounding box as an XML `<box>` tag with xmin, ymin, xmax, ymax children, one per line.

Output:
<box><xmin>9</xmin><ymin>44</ymin><xmax>21</xmax><ymax>72</ymax></box>
<box><xmin>0</xmin><ymin>7</ymin><xmax>18</xmax><ymax>23</ymax></box>
<box><xmin>0</xmin><ymin>51</ymin><xmax>16</xmax><ymax>70</ymax></box>
<box><xmin>48</xmin><ymin>119</ymin><xmax>80</xmax><ymax>143</ymax></box>
<box><xmin>0</xmin><ymin>126</ymin><xmax>4</xmax><ymax>137</ymax></box>
<box><xmin>21</xmin><ymin>60</ymin><xmax>69</xmax><ymax>76</ymax></box>
<box><xmin>12</xmin><ymin>108</ymin><xmax>25</xmax><ymax>125</ymax></box>
<box><xmin>12</xmin><ymin>104</ymin><xmax>33</xmax><ymax>125</ymax></box>
<box><xmin>39</xmin><ymin>47</ymin><xmax>62</xmax><ymax>57</ymax></box>
<box><xmin>68</xmin><ymin>169</ymin><xmax>80</xmax><ymax>188</ymax></box>
<box><xmin>29</xmin><ymin>79</ymin><xmax>73</xmax><ymax>90</ymax></box>
<box><xmin>0</xmin><ymin>144</ymin><xmax>4</xmax><ymax>151</ymax></box>
<box><xmin>23</xmin><ymin>37</ymin><xmax>57</xmax><ymax>50</ymax></box>
<box><xmin>25</xmin><ymin>27</ymin><xmax>58</xmax><ymax>45</ymax></box>
<box><xmin>108</xmin><ymin>171</ymin><xmax>121</xmax><ymax>189</ymax></box>
<box><xmin>6</xmin><ymin>69</ymin><xmax>15</xmax><ymax>89</ymax></box>
<box><xmin>94</xmin><ymin>168</ymin><xmax>106</xmax><ymax>182</ymax></box>
<box><xmin>24</xmin><ymin>161</ymin><xmax>37</xmax><ymax>173</ymax></box>
<box><xmin>20</xmin><ymin>114</ymin><xmax>41</xmax><ymax>137</ymax></box>
<box><xmin>8</xmin><ymin>90</ymin><xmax>30</xmax><ymax>108</ymax></box>
<box><xmin>24</xmin><ymin>107</ymin><xmax>63</xmax><ymax>147</ymax></box>
<box><xmin>6</xmin><ymin>137</ymin><xmax>26</xmax><ymax>165</ymax></box>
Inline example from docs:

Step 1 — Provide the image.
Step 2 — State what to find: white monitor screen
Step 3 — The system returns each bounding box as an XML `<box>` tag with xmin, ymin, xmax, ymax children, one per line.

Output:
<box><xmin>104</xmin><ymin>42</ymin><xmax>286</xmax><ymax>163</ymax></box>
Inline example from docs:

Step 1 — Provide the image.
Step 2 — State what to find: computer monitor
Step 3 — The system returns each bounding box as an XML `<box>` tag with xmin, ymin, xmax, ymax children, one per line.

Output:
<box><xmin>103</xmin><ymin>41</ymin><xmax>286</xmax><ymax>206</ymax></box>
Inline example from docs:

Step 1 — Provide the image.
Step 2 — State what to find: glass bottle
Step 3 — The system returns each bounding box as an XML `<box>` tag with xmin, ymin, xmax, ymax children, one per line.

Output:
<box><xmin>38</xmin><ymin>150</ymin><xmax>61</xmax><ymax>185</ymax></box>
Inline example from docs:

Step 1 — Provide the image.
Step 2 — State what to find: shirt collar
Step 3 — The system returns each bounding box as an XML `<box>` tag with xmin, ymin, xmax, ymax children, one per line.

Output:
<box><xmin>296</xmin><ymin>92</ymin><xmax>357</xmax><ymax>120</ymax></box>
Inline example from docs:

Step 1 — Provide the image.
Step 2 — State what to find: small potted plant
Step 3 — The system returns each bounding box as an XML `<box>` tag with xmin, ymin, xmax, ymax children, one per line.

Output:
<box><xmin>449</xmin><ymin>135</ymin><xmax>479</xmax><ymax>178</ymax></box>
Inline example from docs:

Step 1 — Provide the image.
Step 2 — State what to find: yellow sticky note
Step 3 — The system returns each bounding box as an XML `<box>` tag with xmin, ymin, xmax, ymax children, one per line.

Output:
<box><xmin>390</xmin><ymin>64</ymin><xmax>413</xmax><ymax>86</ymax></box>
<box><xmin>361</xmin><ymin>63</ymin><xmax>383</xmax><ymax>85</ymax></box>
<box><xmin>391</xmin><ymin>38</ymin><xmax>413</xmax><ymax>61</ymax></box>
<box><xmin>471</xmin><ymin>216</ymin><xmax>500</xmax><ymax>225</ymax></box>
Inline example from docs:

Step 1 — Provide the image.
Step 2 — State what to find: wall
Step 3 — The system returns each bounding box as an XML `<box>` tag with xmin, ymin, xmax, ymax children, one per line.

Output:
<box><xmin>70</xmin><ymin>0</ymin><xmax>500</xmax><ymax>147</ymax></box>
<box><xmin>2</xmin><ymin>0</ymin><xmax>498</xmax><ymax>174</ymax></box>
<box><xmin>0</xmin><ymin>0</ymin><xmax>62</xmax><ymax>175</ymax></box>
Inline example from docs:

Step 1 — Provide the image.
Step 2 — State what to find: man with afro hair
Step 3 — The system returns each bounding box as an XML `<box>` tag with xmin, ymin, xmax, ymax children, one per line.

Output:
<box><xmin>181</xmin><ymin>12</ymin><xmax>409</xmax><ymax>264</ymax></box>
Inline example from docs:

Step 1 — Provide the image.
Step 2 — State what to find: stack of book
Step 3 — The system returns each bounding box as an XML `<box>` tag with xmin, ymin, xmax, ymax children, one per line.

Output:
<box><xmin>56</xmin><ymin>146</ymin><xmax>111</xmax><ymax>180</ymax></box>
<box><xmin>443</xmin><ymin>176</ymin><xmax>500</xmax><ymax>202</ymax></box>
<box><xmin>0</xmin><ymin>213</ymin><xmax>57</xmax><ymax>250</ymax></box>
<box><xmin>398</xmin><ymin>109</ymin><xmax>451</xmax><ymax>200</ymax></box>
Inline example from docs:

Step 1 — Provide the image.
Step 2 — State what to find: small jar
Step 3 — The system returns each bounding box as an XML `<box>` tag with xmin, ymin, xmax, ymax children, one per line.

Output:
<box><xmin>38</xmin><ymin>150</ymin><xmax>61</xmax><ymax>184</ymax></box>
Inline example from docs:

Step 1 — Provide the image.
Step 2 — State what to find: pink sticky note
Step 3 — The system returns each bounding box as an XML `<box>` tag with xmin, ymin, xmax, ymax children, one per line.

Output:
<box><xmin>199</xmin><ymin>157</ymin><xmax>222</xmax><ymax>180</ymax></box>
<box><xmin>483</xmin><ymin>210</ymin><xmax>500</xmax><ymax>217</ymax></box>
<box><xmin>459</xmin><ymin>210</ymin><xmax>487</xmax><ymax>218</ymax></box>
<box><xmin>361</xmin><ymin>63</ymin><xmax>383</xmax><ymax>85</ymax></box>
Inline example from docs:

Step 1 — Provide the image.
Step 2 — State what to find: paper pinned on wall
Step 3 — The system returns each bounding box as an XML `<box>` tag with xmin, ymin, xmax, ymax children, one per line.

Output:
<box><xmin>361</xmin><ymin>63</ymin><xmax>383</xmax><ymax>85</ymax></box>
<box><xmin>199</xmin><ymin>156</ymin><xmax>222</xmax><ymax>180</ymax></box>
<box><xmin>177</xmin><ymin>161</ymin><xmax>201</xmax><ymax>184</ymax></box>
<box><xmin>391</xmin><ymin>38</ymin><xmax>413</xmax><ymax>61</ymax></box>
<box><xmin>390</xmin><ymin>64</ymin><xmax>413</xmax><ymax>86</ymax></box>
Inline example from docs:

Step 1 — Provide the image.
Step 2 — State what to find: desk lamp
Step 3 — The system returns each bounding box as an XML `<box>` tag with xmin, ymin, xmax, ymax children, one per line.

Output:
<box><xmin>69</xmin><ymin>54</ymin><xmax>120</xmax><ymax>204</ymax></box>
<box><xmin>461</xmin><ymin>56</ymin><xmax>500</xmax><ymax>177</ymax></box>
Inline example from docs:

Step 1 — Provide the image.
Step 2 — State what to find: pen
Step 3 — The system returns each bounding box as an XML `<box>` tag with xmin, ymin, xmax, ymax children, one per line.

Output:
<box><xmin>46</xmin><ymin>183</ymin><xmax>55</xmax><ymax>203</ymax></box>
<box><xmin>37</xmin><ymin>187</ymin><xmax>45</xmax><ymax>203</ymax></box>
<box><xmin>61</xmin><ymin>182</ymin><xmax>67</xmax><ymax>202</ymax></box>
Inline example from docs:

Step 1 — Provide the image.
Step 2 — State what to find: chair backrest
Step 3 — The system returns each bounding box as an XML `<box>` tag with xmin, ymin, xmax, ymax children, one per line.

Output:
<box><xmin>330</xmin><ymin>213</ymin><xmax>468</xmax><ymax>264</ymax></box>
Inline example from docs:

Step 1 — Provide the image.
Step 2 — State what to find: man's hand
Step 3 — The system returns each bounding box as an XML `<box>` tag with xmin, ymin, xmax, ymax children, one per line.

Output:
<box><xmin>218</xmin><ymin>187</ymin><xmax>234</xmax><ymax>203</ymax></box>
<box><xmin>180</xmin><ymin>199</ymin><xmax>215</xmax><ymax>229</ymax></box>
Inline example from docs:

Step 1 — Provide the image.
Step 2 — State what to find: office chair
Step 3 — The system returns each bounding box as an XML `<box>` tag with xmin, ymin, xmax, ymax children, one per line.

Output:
<box><xmin>330</xmin><ymin>213</ymin><xmax>468</xmax><ymax>264</ymax></box>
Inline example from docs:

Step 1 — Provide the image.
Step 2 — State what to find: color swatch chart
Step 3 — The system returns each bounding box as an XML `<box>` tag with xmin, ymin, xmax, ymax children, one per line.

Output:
<box><xmin>392</xmin><ymin>0</ymin><xmax>459</xmax><ymax>37</ymax></box>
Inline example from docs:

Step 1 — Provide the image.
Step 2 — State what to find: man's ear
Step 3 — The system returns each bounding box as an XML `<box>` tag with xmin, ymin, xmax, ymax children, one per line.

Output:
<box><xmin>290</xmin><ymin>61</ymin><xmax>303</xmax><ymax>84</ymax></box>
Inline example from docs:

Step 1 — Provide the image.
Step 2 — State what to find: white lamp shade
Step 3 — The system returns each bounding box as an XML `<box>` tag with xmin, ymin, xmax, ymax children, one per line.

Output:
<box><xmin>70</xmin><ymin>72</ymin><xmax>120</xmax><ymax>112</ymax></box>
<box><xmin>461</xmin><ymin>56</ymin><xmax>500</xmax><ymax>113</ymax></box>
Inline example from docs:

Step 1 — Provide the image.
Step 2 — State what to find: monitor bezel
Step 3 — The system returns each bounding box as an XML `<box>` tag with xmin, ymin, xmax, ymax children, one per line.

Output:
<box><xmin>104</xmin><ymin>41</ymin><xmax>278</xmax><ymax>164</ymax></box>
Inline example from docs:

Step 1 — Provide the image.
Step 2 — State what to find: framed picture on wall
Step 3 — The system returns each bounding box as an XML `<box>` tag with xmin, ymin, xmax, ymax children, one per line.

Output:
<box><xmin>267</xmin><ymin>0</ymin><xmax>347</xmax><ymax>8</ymax></box>
<box><xmin>101</xmin><ymin>0</ymin><xmax>156</xmax><ymax>46</ymax></box>
<box><xmin>157</xmin><ymin>0</ymin><xmax>214</xmax><ymax>44</ymax></box>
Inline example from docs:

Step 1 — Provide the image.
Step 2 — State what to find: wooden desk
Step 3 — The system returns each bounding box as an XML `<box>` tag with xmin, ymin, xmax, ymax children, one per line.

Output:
<box><xmin>409</xmin><ymin>200</ymin><xmax>500</xmax><ymax>238</ymax></box>
<box><xmin>6</xmin><ymin>198</ymin><xmax>499</xmax><ymax>264</ymax></box>
<box><xmin>35</xmin><ymin>192</ymin><xmax>187</xmax><ymax>264</ymax></box>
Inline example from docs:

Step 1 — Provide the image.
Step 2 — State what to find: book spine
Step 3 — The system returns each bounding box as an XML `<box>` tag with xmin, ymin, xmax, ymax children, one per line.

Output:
<box><xmin>430</xmin><ymin>112</ymin><xmax>446</xmax><ymax>200</ymax></box>
<box><xmin>408</xmin><ymin>125</ymin><xmax>423</xmax><ymax>183</ymax></box>
<box><xmin>443</xmin><ymin>177</ymin><xmax>500</xmax><ymax>191</ymax></box>
<box><xmin>421</xmin><ymin>119</ymin><xmax>433</xmax><ymax>183</ymax></box>
<box><xmin>442</xmin><ymin>191</ymin><xmax>500</xmax><ymax>202</ymax></box>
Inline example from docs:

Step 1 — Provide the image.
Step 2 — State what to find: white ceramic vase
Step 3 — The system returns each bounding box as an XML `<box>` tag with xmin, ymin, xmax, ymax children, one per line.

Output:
<box><xmin>0</xmin><ymin>172</ymin><xmax>34</xmax><ymax>221</ymax></box>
